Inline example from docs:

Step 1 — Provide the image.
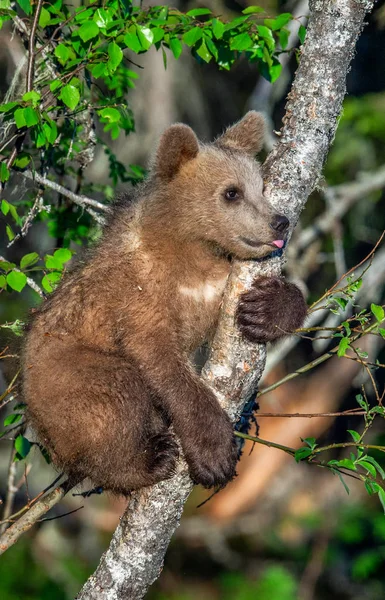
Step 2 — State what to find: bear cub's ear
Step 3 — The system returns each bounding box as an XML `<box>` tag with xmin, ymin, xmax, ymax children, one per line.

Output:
<box><xmin>155</xmin><ymin>124</ymin><xmax>199</xmax><ymax>181</ymax></box>
<box><xmin>216</xmin><ymin>111</ymin><xmax>265</xmax><ymax>155</ymax></box>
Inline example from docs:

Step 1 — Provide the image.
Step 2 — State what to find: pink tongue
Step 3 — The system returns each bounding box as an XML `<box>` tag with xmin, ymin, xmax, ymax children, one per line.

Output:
<box><xmin>272</xmin><ymin>239</ymin><xmax>285</xmax><ymax>249</ymax></box>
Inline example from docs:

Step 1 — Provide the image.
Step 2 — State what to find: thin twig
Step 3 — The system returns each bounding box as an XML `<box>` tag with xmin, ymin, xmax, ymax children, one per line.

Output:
<box><xmin>258</xmin><ymin>321</ymin><xmax>380</xmax><ymax>398</ymax></box>
<box><xmin>26</xmin><ymin>0</ymin><xmax>44</xmax><ymax>93</ymax></box>
<box><xmin>0</xmin><ymin>447</ymin><xmax>18</xmax><ymax>535</ymax></box>
<box><xmin>0</xmin><ymin>370</ymin><xmax>20</xmax><ymax>410</ymax></box>
<box><xmin>255</xmin><ymin>410</ymin><xmax>367</xmax><ymax>418</ymax></box>
<box><xmin>309</xmin><ymin>230</ymin><xmax>385</xmax><ymax>311</ymax></box>
<box><xmin>0</xmin><ymin>480</ymin><xmax>72</xmax><ymax>555</ymax></box>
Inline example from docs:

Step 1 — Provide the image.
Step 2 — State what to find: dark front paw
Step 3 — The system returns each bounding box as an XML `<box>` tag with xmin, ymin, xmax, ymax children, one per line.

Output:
<box><xmin>184</xmin><ymin>412</ymin><xmax>238</xmax><ymax>489</ymax></box>
<box><xmin>237</xmin><ymin>276</ymin><xmax>307</xmax><ymax>343</ymax></box>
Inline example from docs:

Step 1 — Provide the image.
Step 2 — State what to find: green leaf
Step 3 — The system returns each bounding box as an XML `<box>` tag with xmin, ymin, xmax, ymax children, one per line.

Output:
<box><xmin>53</xmin><ymin>248</ymin><xmax>72</xmax><ymax>264</ymax></box>
<box><xmin>230</xmin><ymin>32</ymin><xmax>253</xmax><ymax>52</ymax></box>
<box><xmin>279</xmin><ymin>28</ymin><xmax>289</xmax><ymax>50</ymax></box>
<box><xmin>298</xmin><ymin>24</ymin><xmax>306</xmax><ymax>44</ymax></box>
<box><xmin>16</xmin><ymin>0</ymin><xmax>31</xmax><ymax>15</ymax></box>
<box><xmin>257</xmin><ymin>25</ymin><xmax>275</xmax><ymax>51</ymax></box>
<box><xmin>336</xmin><ymin>458</ymin><xmax>357</xmax><ymax>471</ymax></box>
<box><xmin>23</xmin><ymin>106</ymin><xmax>39</xmax><ymax>127</ymax></box>
<box><xmin>0</xmin><ymin>275</ymin><xmax>6</xmax><ymax>289</ymax></box>
<box><xmin>93</xmin><ymin>8</ymin><xmax>112</xmax><ymax>28</ymax></box>
<box><xmin>370</xmin><ymin>405</ymin><xmax>385</xmax><ymax>415</ymax></box>
<box><xmin>14</xmin><ymin>434</ymin><xmax>31</xmax><ymax>459</ymax></box>
<box><xmin>108</xmin><ymin>41</ymin><xmax>123</xmax><ymax>71</ymax></box>
<box><xmin>45</xmin><ymin>255</ymin><xmax>64</xmax><ymax>270</ymax></box>
<box><xmin>38</xmin><ymin>6</ymin><xmax>51</xmax><ymax>28</ymax></box>
<box><xmin>3</xmin><ymin>201</ymin><xmax>21</xmax><ymax>225</ymax></box>
<box><xmin>303</xmin><ymin>437</ymin><xmax>317</xmax><ymax>449</ymax></box>
<box><xmin>33</xmin><ymin>125</ymin><xmax>47</xmax><ymax>148</ymax></box>
<box><xmin>151</xmin><ymin>27</ymin><xmax>164</xmax><ymax>44</ymax></box>
<box><xmin>20</xmin><ymin>252</ymin><xmax>39</xmax><ymax>269</ymax></box>
<box><xmin>294</xmin><ymin>447</ymin><xmax>313</xmax><ymax>462</ymax></box>
<box><xmin>268</xmin><ymin>60</ymin><xmax>282</xmax><ymax>83</ymax></box>
<box><xmin>361</xmin><ymin>456</ymin><xmax>385</xmax><ymax>480</ymax></box>
<box><xmin>4</xmin><ymin>413</ymin><xmax>22</xmax><ymax>426</ymax></box>
<box><xmin>205</xmin><ymin>36</ymin><xmax>218</xmax><ymax>60</ymax></box>
<box><xmin>124</xmin><ymin>32</ymin><xmax>142</xmax><ymax>53</ymax></box>
<box><xmin>332</xmin><ymin>469</ymin><xmax>350</xmax><ymax>495</ymax></box>
<box><xmin>169</xmin><ymin>36</ymin><xmax>182</xmax><ymax>59</ymax></box>
<box><xmin>0</xmin><ymin>319</ymin><xmax>24</xmax><ymax>336</ymax></box>
<box><xmin>6</xmin><ymin>270</ymin><xmax>27</xmax><ymax>292</ymax></box>
<box><xmin>186</xmin><ymin>8</ymin><xmax>211</xmax><ymax>16</ymax></box>
<box><xmin>0</xmin><ymin>101</ymin><xmax>18</xmax><ymax>113</ymax></box>
<box><xmin>99</xmin><ymin>107</ymin><xmax>121</xmax><ymax>123</ymax></box>
<box><xmin>91</xmin><ymin>63</ymin><xmax>107</xmax><ymax>78</ymax></box>
<box><xmin>136</xmin><ymin>25</ymin><xmax>154</xmax><ymax>50</ymax></box>
<box><xmin>50</xmin><ymin>79</ymin><xmax>62</xmax><ymax>93</ymax></box>
<box><xmin>356</xmin><ymin>393</ymin><xmax>368</xmax><ymax>410</ymax></box>
<box><xmin>337</xmin><ymin>336</ymin><xmax>350</xmax><ymax>357</ymax></box>
<box><xmin>22</xmin><ymin>90</ymin><xmax>40</xmax><ymax>107</ymax></box>
<box><xmin>14</xmin><ymin>107</ymin><xmax>26</xmax><ymax>128</ymax></box>
<box><xmin>42</xmin><ymin>271</ymin><xmax>62</xmax><ymax>293</ymax></box>
<box><xmin>1</xmin><ymin>199</ymin><xmax>9</xmax><ymax>215</ymax></box>
<box><xmin>0</xmin><ymin>260</ymin><xmax>16</xmax><ymax>272</ymax></box>
<box><xmin>60</xmin><ymin>84</ymin><xmax>80</xmax><ymax>110</ymax></box>
<box><xmin>378</xmin><ymin>487</ymin><xmax>385</xmax><ymax>514</ymax></box>
<box><xmin>43</xmin><ymin>120</ymin><xmax>58</xmax><ymax>144</ymax></box>
<box><xmin>358</xmin><ymin>460</ymin><xmax>377</xmax><ymax>478</ymax></box>
<box><xmin>242</xmin><ymin>6</ymin><xmax>264</xmax><ymax>14</ymax></box>
<box><xmin>0</xmin><ymin>162</ymin><xmax>10</xmax><ymax>182</ymax></box>
<box><xmin>212</xmin><ymin>18</ymin><xmax>225</xmax><ymax>40</ymax></box>
<box><xmin>78</xmin><ymin>21</ymin><xmax>99</xmax><ymax>43</ymax></box>
<box><xmin>162</xmin><ymin>46</ymin><xmax>167</xmax><ymax>69</ymax></box>
<box><xmin>183</xmin><ymin>27</ymin><xmax>203</xmax><ymax>47</ymax></box>
<box><xmin>74</xmin><ymin>7</ymin><xmax>93</xmax><ymax>22</ymax></box>
<box><xmin>196</xmin><ymin>39</ymin><xmax>211</xmax><ymax>63</ymax></box>
<box><xmin>266</xmin><ymin>13</ymin><xmax>292</xmax><ymax>31</ymax></box>
<box><xmin>348</xmin><ymin>429</ymin><xmax>361</xmax><ymax>443</ymax></box>
<box><xmin>379</xmin><ymin>328</ymin><xmax>385</xmax><ymax>339</ymax></box>
<box><xmin>54</xmin><ymin>43</ymin><xmax>69</xmax><ymax>64</ymax></box>
<box><xmin>371</xmin><ymin>303</ymin><xmax>384</xmax><ymax>323</ymax></box>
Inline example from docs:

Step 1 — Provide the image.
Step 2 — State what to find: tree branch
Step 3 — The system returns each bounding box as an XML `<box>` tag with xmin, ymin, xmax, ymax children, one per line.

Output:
<box><xmin>0</xmin><ymin>480</ymin><xmax>71</xmax><ymax>554</ymax></box>
<box><xmin>296</xmin><ymin>165</ymin><xmax>385</xmax><ymax>251</ymax></box>
<box><xmin>75</xmin><ymin>2</ymin><xmax>375</xmax><ymax>599</ymax></box>
<box><xmin>19</xmin><ymin>170</ymin><xmax>109</xmax><ymax>223</ymax></box>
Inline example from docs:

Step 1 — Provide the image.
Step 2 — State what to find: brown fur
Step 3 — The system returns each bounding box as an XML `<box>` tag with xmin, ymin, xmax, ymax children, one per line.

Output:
<box><xmin>22</xmin><ymin>112</ymin><xmax>307</xmax><ymax>494</ymax></box>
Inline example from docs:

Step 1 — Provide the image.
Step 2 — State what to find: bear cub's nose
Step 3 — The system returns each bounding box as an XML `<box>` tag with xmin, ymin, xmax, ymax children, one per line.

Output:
<box><xmin>270</xmin><ymin>214</ymin><xmax>290</xmax><ymax>234</ymax></box>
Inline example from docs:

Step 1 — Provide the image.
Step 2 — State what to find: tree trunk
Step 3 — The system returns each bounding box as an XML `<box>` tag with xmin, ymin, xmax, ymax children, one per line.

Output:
<box><xmin>76</xmin><ymin>1</ymin><xmax>375</xmax><ymax>598</ymax></box>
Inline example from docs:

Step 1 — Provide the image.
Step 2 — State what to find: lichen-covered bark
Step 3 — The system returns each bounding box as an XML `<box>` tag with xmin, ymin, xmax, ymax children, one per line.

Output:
<box><xmin>76</xmin><ymin>2</ymin><xmax>374</xmax><ymax>598</ymax></box>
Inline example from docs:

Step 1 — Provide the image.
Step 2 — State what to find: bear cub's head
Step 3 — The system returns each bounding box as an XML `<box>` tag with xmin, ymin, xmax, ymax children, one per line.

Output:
<box><xmin>153</xmin><ymin>111</ymin><xmax>289</xmax><ymax>260</ymax></box>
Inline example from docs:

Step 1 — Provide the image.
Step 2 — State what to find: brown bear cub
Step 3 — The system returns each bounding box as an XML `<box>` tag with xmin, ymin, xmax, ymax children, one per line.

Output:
<box><xmin>22</xmin><ymin>112</ymin><xmax>307</xmax><ymax>494</ymax></box>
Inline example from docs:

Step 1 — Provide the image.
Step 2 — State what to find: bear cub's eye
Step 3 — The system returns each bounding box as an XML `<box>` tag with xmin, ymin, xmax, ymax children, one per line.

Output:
<box><xmin>224</xmin><ymin>187</ymin><xmax>240</xmax><ymax>202</ymax></box>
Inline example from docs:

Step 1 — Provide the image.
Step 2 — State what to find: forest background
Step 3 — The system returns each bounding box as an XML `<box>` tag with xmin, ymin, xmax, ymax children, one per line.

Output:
<box><xmin>1</xmin><ymin>0</ymin><xmax>385</xmax><ymax>598</ymax></box>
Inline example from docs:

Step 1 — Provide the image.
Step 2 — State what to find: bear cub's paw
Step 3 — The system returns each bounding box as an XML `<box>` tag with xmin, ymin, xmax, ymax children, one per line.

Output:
<box><xmin>146</xmin><ymin>431</ymin><xmax>180</xmax><ymax>481</ymax></box>
<box><xmin>184</xmin><ymin>412</ymin><xmax>238</xmax><ymax>489</ymax></box>
<box><xmin>237</xmin><ymin>275</ymin><xmax>307</xmax><ymax>343</ymax></box>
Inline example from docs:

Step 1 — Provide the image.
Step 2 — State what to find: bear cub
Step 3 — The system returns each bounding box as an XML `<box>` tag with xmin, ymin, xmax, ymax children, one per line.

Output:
<box><xmin>22</xmin><ymin>112</ymin><xmax>307</xmax><ymax>494</ymax></box>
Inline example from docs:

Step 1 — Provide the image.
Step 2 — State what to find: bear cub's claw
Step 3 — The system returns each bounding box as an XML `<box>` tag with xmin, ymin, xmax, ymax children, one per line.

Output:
<box><xmin>237</xmin><ymin>275</ymin><xmax>307</xmax><ymax>343</ymax></box>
